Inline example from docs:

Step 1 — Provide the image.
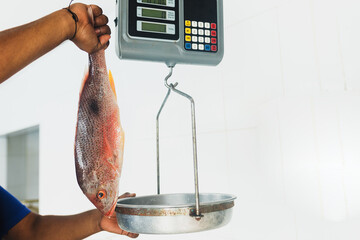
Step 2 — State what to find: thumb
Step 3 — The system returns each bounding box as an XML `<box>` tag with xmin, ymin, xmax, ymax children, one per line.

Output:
<box><xmin>119</xmin><ymin>192</ymin><xmax>136</xmax><ymax>199</ymax></box>
<box><xmin>87</xmin><ymin>5</ymin><xmax>95</xmax><ymax>26</ymax></box>
<box><xmin>94</xmin><ymin>34</ymin><xmax>111</xmax><ymax>52</ymax></box>
<box><xmin>99</xmin><ymin>35</ymin><xmax>111</xmax><ymax>46</ymax></box>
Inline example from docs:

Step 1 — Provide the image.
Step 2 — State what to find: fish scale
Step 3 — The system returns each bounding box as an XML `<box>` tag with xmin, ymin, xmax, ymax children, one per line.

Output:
<box><xmin>75</xmin><ymin>49</ymin><xmax>124</xmax><ymax>217</ymax></box>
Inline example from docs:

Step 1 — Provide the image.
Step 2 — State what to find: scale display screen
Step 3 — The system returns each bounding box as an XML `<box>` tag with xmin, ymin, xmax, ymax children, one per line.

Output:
<box><xmin>130</xmin><ymin>0</ymin><xmax>178</xmax><ymax>40</ymax></box>
<box><xmin>143</xmin><ymin>8</ymin><xmax>166</xmax><ymax>19</ymax></box>
<box><xmin>137</xmin><ymin>21</ymin><xmax>175</xmax><ymax>35</ymax></box>
<box><xmin>137</xmin><ymin>0</ymin><xmax>175</xmax><ymax>7</ymax></box>
<box><xmin>143</xmin><ymin>22</ymin><xmax>166</xmax><ymax>32</ymax></box>
<box><xmin>137</xmin><ymin>7</ymin><xmax>175</xmax><ymax>21</ymax></box>
<box><xmin>142</xmin><ymin>0</ymin><xmax>165</xmax><ymax>5</ymax></box>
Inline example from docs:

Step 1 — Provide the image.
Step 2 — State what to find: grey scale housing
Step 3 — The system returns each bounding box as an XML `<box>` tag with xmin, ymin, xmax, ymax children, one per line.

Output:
<box><xmin>115</xmin><ymin>0</ymin><xmax>224</xmax><ymax>67</ymax></box>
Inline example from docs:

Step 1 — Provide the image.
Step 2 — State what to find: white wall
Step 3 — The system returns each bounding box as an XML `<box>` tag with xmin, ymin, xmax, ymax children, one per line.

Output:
<box><xmin>1</xmin><ymin>0</ymin><xmax>360</xmax><ymax>239</ymax></box>
<box><xmin>0</xmin><ymin>137</ymin><xmax>7</xmax><ymax>187</ymax></box>
<box><xmin>5</xmin><ymin>128</ymin><xmax>39</xmax><ymax>200</ymax></box>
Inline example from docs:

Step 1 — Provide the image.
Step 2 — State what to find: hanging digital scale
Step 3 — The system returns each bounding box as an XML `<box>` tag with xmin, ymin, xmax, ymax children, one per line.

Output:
<box><xmin>114</xmin><ymin>0</ymin><xmax>235</xmax><ymax>235</ymax></box>
<box><xmin>115</xmin><ymin>0</ymin><xmax>224</xmax><ymax>66</ymax></box>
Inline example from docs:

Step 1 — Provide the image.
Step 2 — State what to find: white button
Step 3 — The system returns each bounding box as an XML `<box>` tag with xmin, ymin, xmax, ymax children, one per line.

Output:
<box><xmin>192</xmin><ymin>28</ymin><xmax>198</xmax><ymax>35</ymax></box>
<box><xmin>198</xmin><ymin>36</ymin><xmax>204</xmax><ymax>43</ymax></box>
<box><xmin>167</xmin><ymin>24</ymin><xmax>175</xmax><ymax>34</ymax></box>
<box><xmin>198</xmin><ymin>29</ymin><xmax>204</xmax><ymax>35</ymax></box>
<box><xmin>192</xmin><ymin>21</ymin><xmax>198</xmax><ymax>27</ymax></box>
<box><xmin>167</xmin><ymin>0</ymin><xmax>175</xmax><ymax>7</ymax></box>
<box><xmin>205</xmin><ymin>22</ymin><xmax>210</xmax><ymax>28</ymax></box>
<box><xmin>199</xmin><ymin>44</ymin><xmax>204</xmax><ymax>50</ymax></box>
<box><xmin>167</xmin><ymin>11</ymin><xmax>175</xmax><ymax>21</ymax></box>
<box><xmin>192</xmin><ymin>36</ymin><xmax>198</xmax><ymax>42</ymax></box>
<box><xmin>205</xmin><ymin>37</ymin><xmax>210</xmax><ymax>43</ymax></box>
<box><xmin>192</xmin><ymin>43</ymin><xmax>198</xmax><ymax>50</ymax></box>
<box><xmin>205</xmin><ymin>30</ymin><xmax>210</xmax><ymax>36</ymax></box>
<box><xmin>198</xmin><ymin>22</ymin><xmax>204</xmax><ymax>28</ymax></box>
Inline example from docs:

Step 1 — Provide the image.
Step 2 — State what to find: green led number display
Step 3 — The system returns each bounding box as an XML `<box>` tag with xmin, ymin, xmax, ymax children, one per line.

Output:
<box><xmin>142</xmin><ymin>22</ymin><xmax>167</xmax><ymax>33</ymax></box>
<box><xmin>142</xmin><ymin>8</ymin><xmax>166</xmax><ymax>19</ymax></box>
<box><xmin>141</xmin><ymin>0</ymin><xmax>167</xmax><ymax>5</ymax></box>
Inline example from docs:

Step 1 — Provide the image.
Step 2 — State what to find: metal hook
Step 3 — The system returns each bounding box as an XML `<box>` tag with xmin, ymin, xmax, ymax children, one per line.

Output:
<box><xmin>156</xmin><ymin>66</ymin><xmax>203</xmax><ymax>219</ymax></box>
<box><xmin>164</xmin><ymin>66</ymin><xmax>178</xmax><ymax>89</ymax></box>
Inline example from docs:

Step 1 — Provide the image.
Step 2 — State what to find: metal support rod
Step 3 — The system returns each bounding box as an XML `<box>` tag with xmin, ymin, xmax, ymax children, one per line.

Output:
<box><xmin>169</xmin><ymin>85</ymin><xmax>201</xmax><ymax>218</ymax></box>
<box><xmin>156</xmin><ymin>67</ymin><xmax>173</xmax><ymax>195</ymax></box>
<box><xmin>156</xmin><ymin>66</ymin><xmax>202</xmax><ymax>219</ymax></box>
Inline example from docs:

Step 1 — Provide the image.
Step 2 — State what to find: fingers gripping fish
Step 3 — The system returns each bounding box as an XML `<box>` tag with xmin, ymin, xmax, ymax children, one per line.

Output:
<box><xmin>74</xmin><ymin>48</ymin><xmax>124</xmax><ymax>217</ymax></box>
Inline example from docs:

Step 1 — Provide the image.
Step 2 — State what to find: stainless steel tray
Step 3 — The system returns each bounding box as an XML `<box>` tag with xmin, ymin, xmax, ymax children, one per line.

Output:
<box><xmin>115</xmin><ymin>193</ymin><xmax>236</xmax><ymax>234</ymax></box>
<box><xmin>115</xmin><ymin>70</ymin><xmax>236</xmax><ymax>234</ymax></box>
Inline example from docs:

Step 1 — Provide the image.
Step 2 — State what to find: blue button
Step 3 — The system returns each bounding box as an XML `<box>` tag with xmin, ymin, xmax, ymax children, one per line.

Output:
<box><xmin>185</xmin><ymin>43</ymin><xmax>192</xmax><ymax>50</ymax></box>
<box><xmin>205</xmin><ymin>45</ymin><xmax>211</xmax><ymax>51</ymax></box>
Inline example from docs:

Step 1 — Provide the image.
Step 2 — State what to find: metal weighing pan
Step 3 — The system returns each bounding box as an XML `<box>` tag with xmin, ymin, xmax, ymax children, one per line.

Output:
<box><xmin>115</xmin><ymin>193</ymin><xmax>236</xmax><ymax>234</ymax></box>
<box><xmin>115</xmin><ymin>69</ymin><xmax>236</xmax><ymax>234</ymax></box>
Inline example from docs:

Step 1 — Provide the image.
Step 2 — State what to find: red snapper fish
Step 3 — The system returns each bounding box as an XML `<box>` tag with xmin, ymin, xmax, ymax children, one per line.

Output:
<box><xmin>74</xmin><ymin>49</ymin><xmax>124</xmax><ymax>216</ymax></box>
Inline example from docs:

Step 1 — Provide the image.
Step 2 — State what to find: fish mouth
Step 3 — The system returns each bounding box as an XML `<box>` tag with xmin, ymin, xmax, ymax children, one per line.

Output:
<box><xmin>86</xmin><ymin>194</ymin><xmax>116</xmax><ymax>217</ymax></box>
<box><xmin>104</xmin><ymin>200</ymin><xmax>117</xmax><ymax>217</ymax></box>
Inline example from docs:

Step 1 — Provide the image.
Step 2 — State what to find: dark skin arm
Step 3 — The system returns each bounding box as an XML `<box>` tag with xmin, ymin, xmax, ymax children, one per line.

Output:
<box><xmin>4</xmin><ymin>193</ymin><xmax>139</xmax><ymax>240</ymax></box>
<box><xmin>0</xmin><ymin>3</ymin><xmax>111</xmax><ymax>83</ymax></box>
<box><xmin>0</xmin><ymin>4</ymin><xmax>137</xmax><ymax>239</ymax></box>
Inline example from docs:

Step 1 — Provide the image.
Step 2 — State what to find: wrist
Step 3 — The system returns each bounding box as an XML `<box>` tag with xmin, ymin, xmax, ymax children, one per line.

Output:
<box><xmin>90</xmin><ymin>209</ymin><xmax>104</xmax><ymax>233</ymax></box>
<box><xmin>59</xmin><ymin>8</ymin><xmax>77</xmax><ymax>40</ymax></box>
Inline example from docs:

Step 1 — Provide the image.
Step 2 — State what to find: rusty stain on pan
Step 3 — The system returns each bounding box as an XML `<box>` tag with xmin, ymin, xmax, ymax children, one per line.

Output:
<box><xmin>116</xmin><ymin>201</ymin><xmax>234</xmax><ymax>216</ymax></box>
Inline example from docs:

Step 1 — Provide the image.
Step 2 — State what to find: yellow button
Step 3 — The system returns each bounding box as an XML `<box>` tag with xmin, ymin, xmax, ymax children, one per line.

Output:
<box><xmin>185</xmin><ymin>35</ymin><xmax>191</xmax><ymax>42</ymax></box>
<box><xmin>185</xmin><ymin>20</ymin><xmax>191</xmax><ymax>27</ymax></box>
<box><xmin>185</xmin><ymin>28</ymin><xmax>191</xmax><ymax>34</ymax></box>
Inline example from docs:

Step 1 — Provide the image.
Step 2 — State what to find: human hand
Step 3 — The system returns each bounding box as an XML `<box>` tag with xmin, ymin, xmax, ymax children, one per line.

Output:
<box><xmin>99</xmin><ymin>192</ymin><xmax>139</xmax><ymax>238</ymax></box>
<box><xmin>66</xmin><ymin>3</ymin><xmax>111</xmax><ymax>53</ymax></box>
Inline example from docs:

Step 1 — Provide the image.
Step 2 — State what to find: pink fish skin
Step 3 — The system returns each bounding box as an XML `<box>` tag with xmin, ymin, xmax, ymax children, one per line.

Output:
<box><xmin>75</xmin><ymin>49</ymin><xmax>124</xmax><ymax>217</ymax></box>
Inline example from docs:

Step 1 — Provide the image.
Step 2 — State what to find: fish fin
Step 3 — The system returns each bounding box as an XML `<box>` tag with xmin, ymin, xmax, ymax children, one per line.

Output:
<box><xmin>109</xmin><ymin>70</ymin><xmax>117</xmax><ymax>99</ymax></box>
<box><xmin>79</xmin><ymin>66</ymin><xmax>89</xmax><ymax>95</ymax></box>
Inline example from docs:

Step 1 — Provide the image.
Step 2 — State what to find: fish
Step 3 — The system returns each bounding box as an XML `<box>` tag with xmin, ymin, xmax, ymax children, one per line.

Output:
<box><xmin>74</xmin><ymin>49</ymin><xmax>124</xmax><ymax>217</ymax></box>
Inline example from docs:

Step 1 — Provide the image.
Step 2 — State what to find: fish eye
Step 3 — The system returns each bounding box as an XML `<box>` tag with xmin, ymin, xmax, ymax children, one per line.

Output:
<box><xmin>97</xmin><ymin>190</ymin><xmax>106</xmax><ymax>200</ymax></box>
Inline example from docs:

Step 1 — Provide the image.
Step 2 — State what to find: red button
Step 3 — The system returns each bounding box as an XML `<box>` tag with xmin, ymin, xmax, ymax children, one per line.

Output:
<box><xmin>211</xmin><ymin>30</ymin><xmax>216</xmax><ymax>37</ymax></box>
<box><xmin>211</xmin><ymin>38</ymin><xmax>217</xmax><ymax>44</ymax></box>
<box><xmin>211</xmin><ymin>23</ymin><xmax>217</xmax><ymax>29</ymax></box>
<box><xmin>211</xmin><ymin>45</ymin><xmax>217</xmax><ymax>51</ymax></box>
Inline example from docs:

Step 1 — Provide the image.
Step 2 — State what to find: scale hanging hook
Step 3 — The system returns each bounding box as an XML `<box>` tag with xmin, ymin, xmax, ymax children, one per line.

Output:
<box><xmin>164</xmin><ymin>66</ymin><xmax>178</xmax><ymax>89</ymax></box>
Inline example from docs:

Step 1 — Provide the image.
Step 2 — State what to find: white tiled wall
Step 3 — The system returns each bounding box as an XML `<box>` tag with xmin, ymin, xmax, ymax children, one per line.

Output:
<box><xmin>5</xmin><ymin>129</ymin><xmax>39</xmax><ymax>201</ymax></box>
<box><xmin>0</xmin><ymin>137</ymin><xmax>7</xmax><ymax>187</ymax></box>
<box><xmin>1</xmin><ymin>0</ymin><xmax>360</xmax><ymax>239</ymax></box>
<box><xmin>7</xmin><ymin>133</ymin><xmax>27</xmax><ymax>200</ymax></box>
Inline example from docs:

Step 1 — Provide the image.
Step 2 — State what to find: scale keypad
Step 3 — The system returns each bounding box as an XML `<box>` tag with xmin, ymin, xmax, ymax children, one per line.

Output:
<box><xmin>184</xmin><ymin>20</ymin><xmax>217</xmax><ymax>52</ymax></box>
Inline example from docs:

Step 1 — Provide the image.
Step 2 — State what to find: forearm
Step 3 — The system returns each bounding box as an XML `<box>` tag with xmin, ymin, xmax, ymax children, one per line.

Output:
<box><xmin>0</xmin><ymin>9</ymin><xmax>73</xmax><ymax>83</ymax></box>
<box><xmin>5</xmin><ymin>210</ymin><xmax>103</xmax><ymax>240</ymax></box>
<box><xmin>33</xmin><ymin>210</ymin><xmax>102</xmax><ymax>240</ymax></box>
